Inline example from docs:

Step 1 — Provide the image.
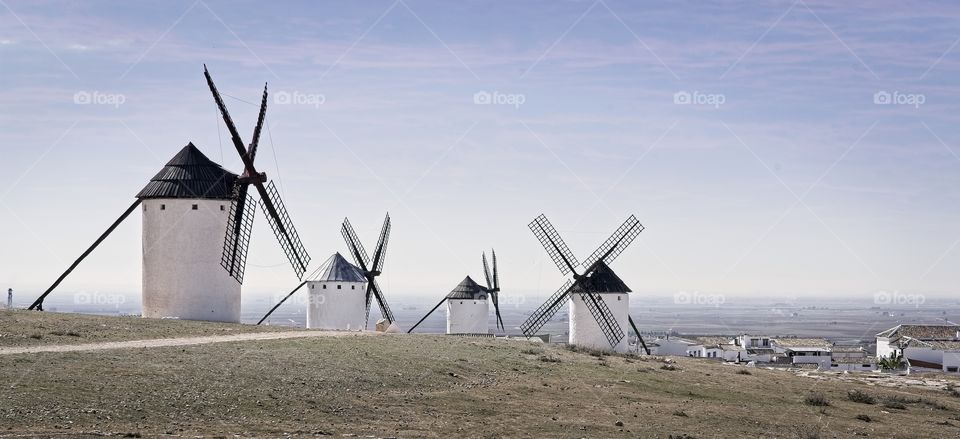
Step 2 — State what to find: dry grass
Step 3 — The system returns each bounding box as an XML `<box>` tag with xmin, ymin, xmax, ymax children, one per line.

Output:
<box><xmin>0</xmin><ymin>311</ymin><xmax>958</xmax><ymax>438</ymax></box>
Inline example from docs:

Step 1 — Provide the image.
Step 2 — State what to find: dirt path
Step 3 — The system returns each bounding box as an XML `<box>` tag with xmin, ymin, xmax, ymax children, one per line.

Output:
<box><xmin>0</xmin><ymin>330</ymin><xmax>372</xmax><ymax>355</ymax></box>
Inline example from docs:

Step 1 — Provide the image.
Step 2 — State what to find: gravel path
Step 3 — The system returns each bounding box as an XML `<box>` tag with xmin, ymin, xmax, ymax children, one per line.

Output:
<box><xmin>0</xmin><ymin>330</ymin><xmax>370</xmax><ymax>355</ymax></box>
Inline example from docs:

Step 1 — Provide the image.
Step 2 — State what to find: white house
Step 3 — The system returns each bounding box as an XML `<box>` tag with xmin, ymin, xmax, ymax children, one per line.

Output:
<box><xmin>876</xmin><ymin>324</ymin><xmax>960</xmax><ymax>374</ymax></box>
<box><xmin>830</xmin><ymin>345</ymin><xmax>875</xmax><ymax>372</ymax></box>
<box><xmin>771</xmin><ymin>338</ymin><xmax>833</xmax><ymax>370</ymax></box>
<box><xmin>651</xmin><ymin>337</ymin><xmax>698</xmax><ymax>356</ymax></box>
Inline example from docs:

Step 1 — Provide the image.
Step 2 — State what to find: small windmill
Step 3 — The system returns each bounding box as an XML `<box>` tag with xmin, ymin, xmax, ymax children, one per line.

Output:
<box><xmin>342</xmin><ymin>214</ymin><xmax>395</xmax><ymax>327</ymax></box>
<box><xmin>204</xmin><ymin>65</ymin><xmax>311</xmax><ymax>283</ymax></box>
<box><xmin>520</xmin><ymin>214</ymin><xmax>650</xmax><ymax>354</ymax></box>
<box><xmin>408</xmin><ymin>250</ymin><xmax>504</xmax><ymax>334</ymax></box>
<box><xmin>256</xmin><ymin>213</ymin><xmax>395</xmax><ymax>329</ymax></box>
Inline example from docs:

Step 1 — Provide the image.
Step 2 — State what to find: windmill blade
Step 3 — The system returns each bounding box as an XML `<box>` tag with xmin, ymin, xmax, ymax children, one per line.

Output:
<box><xmin>257</xmin><ymin>180</ymin><xmax>311</xmax><ymax>279</ymax></box>
<box><xmin>204</xmin><ymin>66</ymin><xmax>258</xmax><ymax>176</ymax></box>
<box><xmin>341</xmin><ymin>218</ymin><xmax>370</xmax><ymax>271</ymax></box>
<box><xmin>256</xmin><ymin>281</ymin><xmax>307</xmax><ymax>325</ymax></box>
<box><xmin>482</xmin><ymin>252</ymin><xmax>493</xmax><ymax>290</ymax></box>
<box><xmin>221</xmin><ymin>183</ymin><xmax>256</xmax><ymax>283</ymax></box>
<box><xmin>29</xmin><ymin>199</ymin><xmax>143</xmax><ymax>310</ymax></box>
<box><xmin>247</xmin><ymin>83</ymin><xmax>268</xmax><ymax>164</ymax></box>
<box><xmin>529</xmin><ymin>214</ymin><xmax>579</xmax><ymax>276</ymax></box>
<box><xmin>578</xmin><ymin>290</ymin><xmax>625</xmax><ymax>348</ymax></box>
<box><xmin>492</xmin><ymin>248</ymin><xmax>499</xmax><ymax>291</ymax></box>
<box><xmin>407</xmin><ymin>297</ymin><xmax>447</xmax><ymax>333</ymax></box>
<box><xmin>582</xmin><ymin>215</ymin><xmax>644</xmax><ymax>272</ymax></box>
<box><xmin>363</xmin><ymin>282</ymin><xmax>373</xmax><ymax>327</ymax></box>
<box><xmin>519</xmin><ymin>280</ymin><xmax>573</xmax><ymax>337</ymax></box>
<box><xmin>491</xmin><ymin>291</ymin><xmax>505</xmax><ymax>331</ymax></box>
<box><xmin>370</xmin><ymin>213</ymin><xmax>390</xmax><ymax>274</ymax></box>
<box><xmin>369</xmin><ymin>279</ymin><xmax>395</xmax><ymax>324</ymax></box>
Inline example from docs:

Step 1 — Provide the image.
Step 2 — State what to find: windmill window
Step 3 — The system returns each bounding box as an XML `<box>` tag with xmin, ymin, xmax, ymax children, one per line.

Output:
<box><xmin>617</xmin><ymin>296</ymin><xmax>621</xmax><ymax>301</ymax></box>
<box><xmin>337</xmin><ymin>285</ymin><xmax>342</xmax><ymax>290</ymax></box>
<box><xmin>160</xmin><ymin>204</ymin><xmax>166</xmax><ymax>210</ymax></box>
<box><xmin>322</xmin><ymin>284</ymin><xmax>327</xmax><ymax>289</ymax></box>
<box><xmin>220</xmin><ymin>205</ymin><xmax>225</xmax><ymax>211</ymax></box>
<box><xmin>310</xmin><ymin>284</ymin><xmax>314</xmax><ymax>290</ymax></box>
<box><xmin>351</xmin><ymin>285</ymin><xmax>355</xmax><ymax>290</ymax></box>
<box><xmin>191</xmin><ymin>204</ymin><xmax>198</xmax><ymax>210</ymax></box>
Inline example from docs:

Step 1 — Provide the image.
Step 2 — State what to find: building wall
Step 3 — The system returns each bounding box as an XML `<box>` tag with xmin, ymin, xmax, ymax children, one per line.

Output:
<box><xmin>306</xmin><ymin>280</ymin><xmax>368</xmax><ymax>330</ymax></box>
<box><xmin>446</xmin><ymin>299</ymin><xmax>488</xmax><ymax>334</ymax></box>
<box><xmin>142</xmin><ymin>198</ymin><xmax>240</xmax><ymax>323</ymax></box>
<box><xmin>654</xmin><ymin>339</ymin><xmax>694</xmax><ymax>356</ymax></box>
<box><xmin>569</xmin><ymin>292</ymin><xmax>629</xmax><ymax>353</ymax></box>
<box><xmin>904</xmin><ymin>347</ymin><xmax>943</xmax><ymax>368</ymax></box>
<box><xmin>876</xmin><ymin>337</ymin><xmax>894</xmax><ymax>360</ymax></box>
<box><xmin>943</xmin><ymin>352</ymin><xmax>960</xmax><ymax>373</ymax></box>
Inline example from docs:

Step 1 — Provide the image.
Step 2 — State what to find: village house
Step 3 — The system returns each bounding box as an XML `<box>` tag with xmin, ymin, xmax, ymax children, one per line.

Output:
<box><xmin>876</xmin><ymin>324</ymin><xmax>960</xmax><ymax>374</ymax></box>
<box><xmin>830</xmin><ymin>345</ymin><xmax>875</xmax><ymax>372</ymax></box>
<box><xmin>770</xmin><ymin>338</ymin><xmax>833</xmax><ymax>370</ymax></box>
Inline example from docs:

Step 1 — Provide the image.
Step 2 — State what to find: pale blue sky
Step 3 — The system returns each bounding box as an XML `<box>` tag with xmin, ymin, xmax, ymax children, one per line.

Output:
<box><xmin>1</xmin><ymin>1</ymin><xmax>959</xmax><ymax>303</ymax></box>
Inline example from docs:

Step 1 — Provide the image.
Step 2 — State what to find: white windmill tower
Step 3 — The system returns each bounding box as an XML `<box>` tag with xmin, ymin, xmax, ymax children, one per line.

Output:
<box><xmin>28</xmin><ymin>67</ymin><xmax>312</xmax><ymax>323</ymax></box>
<box><xmin>258</xmin><ymin>214</ymin><xmax>397</xmax><ymax>332</ymax></box>
<box><xmin>408</xmin><ymin>250</ymin><xmax>504</xmax><ymax>335</ymax></box>
<box><xmin>304</xmin><ymin>253</ymin><xmax>367</xmax><ymax>330</ymax></box>
<box><xmin>520</xmin><ymin>214</ymin><xmax>650</xmax><ymax>354</ymax></box>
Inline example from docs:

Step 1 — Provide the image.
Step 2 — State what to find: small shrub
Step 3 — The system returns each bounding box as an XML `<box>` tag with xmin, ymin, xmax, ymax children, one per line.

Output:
<box><xmin>660</xmin><ymin>364</ymin><xmax>679</xmax><ymax>371</ymax></box>
<box><xmin>946</xmin><ymin>383</ymin><xmax>960</xmax><ymax>398</ymax></box>
<box><xmin>803</xmin><ymin>392</ymin><xmax>829</xmax><ymax>407</ymax></box>
<box><xmin>736</xmin><ymin>369</ymin><xmax>752</xmax><ymax>375</ymax></box>
<box><xmin>28</xmin><ymin>333</ymin><xmax>42</xmax><ymax>340</ymax></box>
<box><xmin>792</xmin><ymin>424</ymin><xmax>821</xmax><ymax>439</ymax></box>
<box><xmin>847</xmin><ymin>389</ymin><xmax>875</xmax><ymax>405</ymax></box>
<box><xmin>672</xmin><ymin>410</ymin><xmax>689</xmax><ymax>417</ymax></box>
<box><xmin>564</xmin><ymin>344</ymin><xmax>609</xmax><ymax>357</ymax></box>
<box><xmin>521</xmin><ymin>348</ymin><xmax>543</xmax><ymax>355</ymax></box>
<box><xmin>538</xmin><ymin>355</ymin><xmax>561</xmax><ymax>363</ymax></box>
<box><xmin>883</xmin><ymin>394</ymin><xmax>917</xmax><ymax>410</ymax></box>
<box><xmin>882</xmin><ymin>400</ymin><xmax>906</xmax><ymax>410</ymax></box>
<box><xmin>49</xmin><ymin>330</ymin><xmax>66</xmax><ymax>336</ymax></box>
<box><xmin>66</xmin><ymin>331</ymin><xmax>81</xmax><ymax>337</ymax></box>
<box><xmin>855</xmin><ymin>414</ymin><xmax>871</xmax><ymax>422</ymax></box>
<box><xmin>922</xmin><ymin>398</ymin><xmax>949</xmax><ymax>411</ymax></box>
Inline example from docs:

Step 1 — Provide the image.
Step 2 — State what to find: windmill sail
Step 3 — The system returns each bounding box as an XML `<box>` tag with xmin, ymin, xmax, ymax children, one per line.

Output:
<box><xmin>221</xmin><ymin>183</ymin><xmax>256</xmax><ymax>283</ymax></box>
<box><xmin>259</xmin><ymin>181</ymin><xmax>310</xmax><ymax>279</ymax></box>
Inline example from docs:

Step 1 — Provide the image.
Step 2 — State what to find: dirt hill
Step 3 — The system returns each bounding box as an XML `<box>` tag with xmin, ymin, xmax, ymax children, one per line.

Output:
<box><xmin>1</xmin><ymin>310</ymin><xmax>958</xmax><ymax>438</ymax></box>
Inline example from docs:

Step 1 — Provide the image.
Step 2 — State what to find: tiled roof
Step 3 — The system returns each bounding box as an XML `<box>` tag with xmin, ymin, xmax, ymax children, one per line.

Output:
<box><xmin>573</xmin><ymin>261</ymin><xmax>631</xmax><ymax>293</ymax></box>
<box><xmin>834</xmin><ymin>357</ymin><xmax>876</xmax><ymax>364</ymax></box>
<box><xmin>691</xmin><ymin>336</ymin><xmax>735</xmax><ymax>347</ymax></box>
<box><xmin>902</xmin><ymin>338</ymin><xmax>960</xmax><ymax>351</ymax></box>
<box><xmin>877</xmin><ymin>324</ymin><xmax>960</xmax><ymax>341</ymax></box>
<box><xmin>771</xmin><ymin>338</ymin><xmax>832</xmax><ymax>349</ymax></box>
<box><xmin>311</xmin><ymin>253</ymin><xmax>366</xmax><ymax>283</ymax></box>
<box><xmin>831</xmin><ymin>345</ymin><xmax>865</xmax><ymax>353</ymax></box>
<box><xmin>446</xmin><ymin>276</ymin><xmax>489</xmax><ymax>299</ymax></box>
<box><xmin>137</xmin><ymin>143</ymin><xmax>237</xmax><ymax>200</ymax></box>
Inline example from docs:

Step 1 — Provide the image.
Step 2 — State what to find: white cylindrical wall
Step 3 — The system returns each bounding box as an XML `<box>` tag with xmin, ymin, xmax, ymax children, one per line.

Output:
<box><xmin>446</xmin><ymin>299</ymin><xmax>489</xmax><ymax>334</ymax></box>
<box><xmin>306</xmin><ymin>280</ymin><xmax>368</xmax><ymax>330</ymax></box>
<box><xmin>569</xmin><ymin>292</ymin><xmax>630</xmax><ymax>352</ymax></box>
<box><xmin>142</xmin><ymin>198</ymin><xmax>241</xmax><ymax>323</ymax></box>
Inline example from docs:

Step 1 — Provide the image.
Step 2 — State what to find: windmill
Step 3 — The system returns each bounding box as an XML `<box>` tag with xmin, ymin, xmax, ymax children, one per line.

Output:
<box><xmin>256</xmin><ymin>213</ymin><xmax>395</xmax><ymax>330</ymax></box>
<box><xmin>407</xmin><ymin>249</ymin><xmax>504</xmax><ymax>335</ymax></box>
<box><xmin>520</xmin><ymin>214</ymin><xmax>650</xmax><ymax>354</ymax></box>
<box><xmin>26</xmin><ymin>66</ymin><xmax>310</xmax><ymax>323</ymax></box>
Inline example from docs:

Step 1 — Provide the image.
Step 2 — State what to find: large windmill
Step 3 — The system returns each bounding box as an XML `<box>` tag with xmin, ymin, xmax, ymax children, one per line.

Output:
<box><xmin>520</xmin><ymin>214</ymin><xmax>650</xmax><ymax>353</ymax></box>
<box><xmin>27</xmin><ymin>66</ymin><xmax>310</xmax><ymax>323</ymax></box>
<box><xmin>407</xmin><ymin>250</ymin><xmax>504</xmax><ymax>334</ymax></box>
<box><xmin>256</xmin><ymin>213</ymin><xmax>395</xmax><ymax>330</ymax></box>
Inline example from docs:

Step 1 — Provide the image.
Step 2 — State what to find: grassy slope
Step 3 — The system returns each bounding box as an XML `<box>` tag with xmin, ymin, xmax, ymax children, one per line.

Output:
<box><xmin>0</xmin><ymin>310</ymin><xmax>292</xmax><ymax>348</ymax></box>
<box><xmin>1</xmin><ymin>312</ymin><xmax>959</xmax><ymax>438</ymax></box>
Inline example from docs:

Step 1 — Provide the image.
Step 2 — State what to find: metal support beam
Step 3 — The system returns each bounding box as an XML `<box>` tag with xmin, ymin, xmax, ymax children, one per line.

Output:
<box><xmin>257</xmin><ymin>281</ymin><xmax>307</xmax><ymax>325</ymax></box>
<box><xmin>628</xmin><ymin>315</ymin><xmax>650</xmax><ymax>355</ymax></box>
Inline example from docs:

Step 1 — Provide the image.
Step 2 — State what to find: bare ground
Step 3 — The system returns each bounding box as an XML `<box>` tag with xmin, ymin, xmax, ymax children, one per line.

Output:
<box><xmin>1</xmin><ymin>311</ymin><xmax>959</xmax><ymax>438</ymax></box>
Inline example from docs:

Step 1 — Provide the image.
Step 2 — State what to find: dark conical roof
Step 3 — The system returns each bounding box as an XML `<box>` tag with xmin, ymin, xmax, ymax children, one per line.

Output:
<box><xmin>575</xmin><ymin>261</ymin><xmax>632</xmax><ymax>293</ymax></box>
<box><xmin>311</xmin><ymin>253</ymin><xmax>367</xmax><ymax>283</ymax></box>
<box><xmin>136</xmin><ymin>143</ymin><xmax>237</xmax><ymax>200</ymax></box>
<box><xmin>446</xmin><ymin>276</ymin><xmax>489</xmax><ymax>299</ymax></box>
